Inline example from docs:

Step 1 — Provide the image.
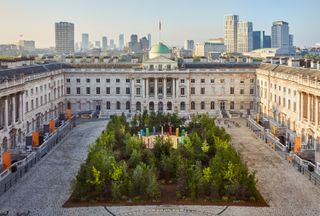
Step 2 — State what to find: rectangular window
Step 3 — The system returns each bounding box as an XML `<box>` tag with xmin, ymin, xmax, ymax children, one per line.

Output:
<box><xmin>180</xmin><ymin>88</ymin><xmax>185</xmax><ymax>96</ymax></box>
<box><xmin>86</xmin><ymin>87</ymin><xmax>90</xmax><ymax>94</ymax></box>
<box><xmin>136</xmin><ymin>88</ymin><xmax>141</xmax><ymax>95</ymax></box>
<box><xmin>240</xmin><ymin>89</ymin><xmax>244</xmax><ymax>94</ymax></box>
<box><xmin>250</xmin><ymin>79</ymin><xmax>254</xmax><ymax>83</ymax></box>
<box><xmin>230</xmin><ymin>87</ymin><xmax>234</xmax><ymax>94</ymax></box>
<box><xmin>76</xmin><ymin>87</ymin><xmax>80</xmax><ymax>94</ymax></box>
<box><xmin>106</xmin><ymin>78</ymin><xmax>110</xmax><ymax>83</ymax></box>
<box><xmin>220</xmin><ymin>79</ymin><xmax>225</xmax><ymax>83</ymax></box>
<box><xmin>250</xmin><ymin>89</ymin><xmax>254</xmax><ymax>95</ymax></box>
<box><xmin>136</xmin><ymin>79</ymin><xmax>141</xmax><ymax>83</ymax></box>
<box><xmin>211</xmin><ymin>79</ymin><xmax>215</xmax><ymax>83</ymax></box>
<box><xmin>116</xmin><ymin>87</ymin><xmax>120</xmax><ymax>94</ymax></box>
<box><xmin>126</xmin><ymin>79</ymin><xmax>130</xmax><ymax>83</ymax></box>
<box><xmin>76</xmin><ymin>78</ymin><xmax>80</xmax><ymax>83</ymax></box>
<box><xmin>126</xmin><ymin>87</ymin><xmax>130</xmax><ymax>94</ymax></box>
<box><xmin>25</xmin><ymin>102</ymin><xmax>28</xmax><ymax>112</ymax></box>
<box><xmin>106</xmin><ymin>102</ymin><xmax>111</xmax><ymax>110</ymax></box>
<box><xmin>191</xmin><ymin>79</ymin><xmax>195</xmax><ymax>83</ymax></box>
<box><xmin>180</xmin><ymin>79</ymin><xmax>185</xmax><ymax>83</ymax></box>
<box><xmin>106</xmin><ymin>87</ymin><xmax>110</xmax><ymax>94</ymax></box>
<box><xmin>66</xmin><ymin>87</ymin><xmax>71</xmax><ymax>94</ymax></box>
<box><xmin>191</xmin><ymin>87</ymin><xmax>195</xmax><ymax>95</ymax></box>
<box><xmin>96</xmin><ymin>78</ymin><xmax>100</xmax><ymax>83</ymax></box>
<box><xmin>201</xmin><ymin>79</ymin><xmax>205</xmax><ymax>83</ymax></box>
<box><xmin>86</xmin><ymin>78</ymin><xmax>90</xmax><ymax>83</ymax></box>
<box><xmin>240</xmin><ymin>80</ymin><xmax>244</xmax><ymax>84</ymax></box>
<box><xmin>116</xmin><ymin>79</ymin><xmax>120</xmax><ymax>83</ymax></box>
<box><xmin>293</xmin><ymin>102</ymin><xmax>297</xmax><ymax>112</ymax></box>
<box><xmin>201</xmin><ymin>87</ymin><xmax>205</xmax><ymax>95</ymax></box>
<box><xmin>96</xmin><ymin>87</ymin><xmax>100</xmax><ymax>94</ymax></box>
<box><xmin>66</xmin><ymin>78</ymin><xmax>70</xmax><ymax>83</ymax></box>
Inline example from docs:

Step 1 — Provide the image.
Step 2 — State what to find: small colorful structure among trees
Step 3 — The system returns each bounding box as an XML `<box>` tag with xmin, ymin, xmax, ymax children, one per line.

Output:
<box><xmin>69</xmin><ymin>112</ymin><xmax>263</xmax><ymax>205</ymax></box>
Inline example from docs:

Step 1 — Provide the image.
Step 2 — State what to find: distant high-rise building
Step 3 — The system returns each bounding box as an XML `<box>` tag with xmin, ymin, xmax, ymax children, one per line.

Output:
<box><xmin>147</xmin><ymin>34</ymin><xmax>151</xmax><ymax>48</ymax></box>
<box><xmin>224</xmin><ymin>15</ymin><xmax>239</xmax><ymax>53</ymax></box>
<box><xmin>18</xmin><ymin>40</ymin><xmax>35</xmax><ymax>52</ymax></box>
<box><xmin>81</xmin><ymin>33</ymin><xmax>89</xmax><ymax>51</ymax></box>
<box><xmin>131</xmin><ymin>34</ymin><xmax>138</xmax><ymax>44</ymax></box>
<box><xmin>129</xmin><ymin>34</ymin><xmax>141</xmax><ymax>53</ymax></box>
<box><xmin>194</xmin><ymin>42</ymin><xmax>225</xmax><ymax>57</ymax></box>
<box><xmin>55</xmin><ymin>22</ymin><xmax>74</xmax><ymax>54</ymax></box>
<box><xmin>237</xmin><ymin>21</ymin><xmax>253</xmax><ymax>53</ymax></box>
<box><xmin>119</xmin><ymin>34</ymin><xmax>124</xmax><ymax>49</ymax></box>
<box><xmin>140</xmin><ymin>37</ymin><xmax>149</xmax><ymax>51</ymax></box>
<box><xmin>95</xmin><ymin>41</ymin><xmax>101</xmax><ymax>48</ymax></box>
<box><xmin>262</xmin><ymin>31</ymin><xmax>271</xmax><ymax>48</ymax></box>
<box><xmin>252</xmin><ymin>31</ymin><xmax>262</xmax><ymax>50</ymax></box>
<box><xmin>271</xmin><ymin>21</ymin><xmax>290</xmax><ymax>53</ymax></box>
<box><xmin>102</xmin><ymin>36</ymin><xmax>108</xmax><ymax>51</ymax></box>
<box><xmin>110</xmin><ymin>39</ymin><xmax>115</xmax><ymax>49</ymax></box>
<box><xmin>184</xmin><ymin>40</ymin><xmax>194</xmax><ymax>50</ymax></box>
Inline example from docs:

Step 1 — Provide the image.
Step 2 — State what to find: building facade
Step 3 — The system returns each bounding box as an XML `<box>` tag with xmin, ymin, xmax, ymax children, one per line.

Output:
<box><xmin>55</xmin><ymin>22</ymin><xmax>74</xmax><ymax>55</ymax></box>
<box><xmin>271</xmin><ymin>21</ymin><xmax>290</xmax><ymax>54</ymax></box>
<box><xmin>81</xmin><ymin>33</ymin><xmax>89</xmax><ymax>51</ymax></box>
<box><xmin>237</xmin><ymin>22</ymin><xmax>253</xmax><ymax>53</ymax></box>
<box><xmin>224</xmin><ymin>15</ymin><xmax>239</xmax><ymax>53</ymax></box>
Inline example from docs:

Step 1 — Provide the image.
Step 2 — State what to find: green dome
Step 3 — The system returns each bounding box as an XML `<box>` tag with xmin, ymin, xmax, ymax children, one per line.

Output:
<box><xmin>150</xmin><ymin>42</ymin><xmax>170</xmax><ymax>54</ymax></box>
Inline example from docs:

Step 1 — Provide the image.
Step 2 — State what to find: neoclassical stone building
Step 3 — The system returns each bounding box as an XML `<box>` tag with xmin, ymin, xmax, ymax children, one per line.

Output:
<box><xmin>0</xmin><ymin>42</ymin><xmax>320</xmax><ymax>169</ymax></box>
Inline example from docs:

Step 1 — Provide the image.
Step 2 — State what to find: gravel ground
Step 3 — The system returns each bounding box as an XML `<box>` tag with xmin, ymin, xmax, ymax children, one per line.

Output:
<box><xmin>0</xmin><ymin>118</ymin><xmax>319</xmax><ymax>216</ymax></box>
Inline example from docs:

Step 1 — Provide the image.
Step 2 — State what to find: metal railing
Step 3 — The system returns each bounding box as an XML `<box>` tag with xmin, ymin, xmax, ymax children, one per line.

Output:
<box><xmin>0</xmin><ymin>118</ymin><xmax>74</xmax><ymax>196</ymax></box>
<box><xmin>247</xmin><ymin>117</ymin><xmax>320</xmax><ymax>187</ymax></box>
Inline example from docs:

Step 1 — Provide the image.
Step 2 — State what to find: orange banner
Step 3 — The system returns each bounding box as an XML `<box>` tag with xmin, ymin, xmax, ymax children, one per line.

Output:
<box><xmin>32</xmin><ymin>131</ymin><xmax>39</xmax><ymax>147</ymax></box>
<box><xmin>294</xmin><ymin>137</ymin><xmax>301</xmax><ymax>154</ymax></box>
<box><xmin>66</xmin><ymin>109</ymin><xmax>72</xmax><ymax>120</ymax></box>
<box><xmin>2</xmin><ymin>151</ymin><xmax>11</xmax><ymax>170</ymax></box>
<box><xmin>49</xmin><ymin>119</ymin><xmax>55</xmax><ymax>133</ymax></box>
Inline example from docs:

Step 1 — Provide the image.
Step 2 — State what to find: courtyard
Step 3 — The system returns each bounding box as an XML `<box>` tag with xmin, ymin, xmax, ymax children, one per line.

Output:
<box><xmin>0</xmin><ymin>118</ymin><xmax>319</xmax><ymax>216</ymax></box>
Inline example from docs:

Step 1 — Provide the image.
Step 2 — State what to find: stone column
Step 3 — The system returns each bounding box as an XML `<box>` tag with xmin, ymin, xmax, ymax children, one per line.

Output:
<box><xmin>172</xmin><ymin>78</ymin><xmax>176</xmax><ymax>100</ymax></box>
<box><xmin>300</xmin><ymin>92</ymin><xmax>303</xmax><ymax>121</ymax></box>
<box><xmin>163</xmin><ymin>78</ymin><xmax>167</xmax><ymax>99</ymax></box>
<box><xmin>155</xmin><ymin>78</ymin><xmax>158</xmax><ymax>100</ymax></box>
<box><xmin>315</xmin><ymin>95</ymin><xmax>318</xmax><ymax>127</ymax></box>
<box><xmin>307</xmin><ymin>93</ymin><xmax>310</xmax><ymax>122</ymax></box>
<box><xmin>12</xmin><ymin>94</ymin><xmax>16</xmax><ymax>124</ymax></box>
<box><xmin>4</xmin><ymin>96</ymin><xmax>8</xmax><ymax>129</ymax></box>
<box><xmin>19</xmin><ymin>92</ymin><xmax>23</xmax><ymax>122</ymax></box>
<box><xmin>142</xmin><ymin>78</ymin><xmax>145</xmax><ymax>99</ymax></box>
<box><xmin>146</xmin><ymin>78</ymin><xmax>149</xmax><ymax>98</ymax></box>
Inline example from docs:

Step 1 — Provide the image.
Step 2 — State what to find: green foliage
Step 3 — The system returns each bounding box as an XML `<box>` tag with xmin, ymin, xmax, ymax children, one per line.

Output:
<box><xmin>72</xmin><ymin>114</ymin><xmax>259</xmax><ymax>202</ymax></box>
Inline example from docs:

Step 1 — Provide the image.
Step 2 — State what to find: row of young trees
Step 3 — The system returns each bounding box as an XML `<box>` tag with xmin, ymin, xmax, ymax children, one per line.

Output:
<box><xmin>72</xmin><ymin>113</ymin><xmax>259</xmax><ymax>202</ymax></box>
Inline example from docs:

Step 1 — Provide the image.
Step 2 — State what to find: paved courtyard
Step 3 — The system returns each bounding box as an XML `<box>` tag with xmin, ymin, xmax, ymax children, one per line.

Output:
<box><xmin>0</xmin><ymin>118</ymin><xmax>319</xmax><ymax>216</ymax></box>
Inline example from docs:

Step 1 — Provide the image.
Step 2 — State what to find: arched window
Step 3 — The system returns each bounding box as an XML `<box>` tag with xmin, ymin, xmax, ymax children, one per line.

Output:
<box><xmin>136</xmin><ymin>102</ymin><xmax>141</xmax><ymax>111</ymax></box>
<box><xmin>167</xmin><ymin>102</ymin><xmax>172</xmax><ymax>111</ymax></box>
<box><xmin>180</xmin><ymin>102</ymin><xmax>185</xmax><ymax>111</ymax></box>
<box><xmin>191</xmin><ymin>101</ymin><xmax>195</xmax><ymax>110</ymax></box>
<box><xmin>149</xmin><ymin>102</ymin><xmax>154</xmax><ymax>111</ymax></box>
<box><xmin>211</xmin><ymin>101</ymin><xmax>215</xmax><ymax>110</ymax></box>
<box><xmin>201</xmin><ymin>101</ymin><xmax>205</xmax><ymax>110</ymax></box>
<box><xmin>106</xmin><ymin>101</ymin><xmax>111</xmax><ymax>110</ymax></box>
<box><xmin>116</xmin><ymin>101</ymin><xmax>121</xmax><ymax>110</ymax></box>
<box><xmin>126</xmin><ymin>101</ymin><xmax>130</xmax><ymax>110</ymax></box>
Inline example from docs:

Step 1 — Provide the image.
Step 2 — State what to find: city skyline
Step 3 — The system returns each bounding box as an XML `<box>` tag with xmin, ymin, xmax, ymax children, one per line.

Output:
<box><xmin>0</xmin><ymin>0</ymin><xmax>320</xmax><ymax>48</ymax></box>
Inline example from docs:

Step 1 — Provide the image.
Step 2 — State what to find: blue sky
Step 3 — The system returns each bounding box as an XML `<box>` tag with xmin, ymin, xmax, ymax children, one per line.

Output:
<box><xmin>1</xmin><ymin>0</ymin><xmax>319</xmax><ymax>48</ymax></box>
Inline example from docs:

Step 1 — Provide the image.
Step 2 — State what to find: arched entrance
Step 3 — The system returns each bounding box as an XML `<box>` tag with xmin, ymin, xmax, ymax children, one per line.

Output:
<box><xmin>149</xmin><ymin>102</ymin><xmax>154</xmax><ymax>112</ymax></box>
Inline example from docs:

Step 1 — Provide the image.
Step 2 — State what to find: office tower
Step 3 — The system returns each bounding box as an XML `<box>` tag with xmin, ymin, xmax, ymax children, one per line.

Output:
<box><xmin>95</xmin><ymin>41</ymin><xmax>101</xmax><ymax>48</ymax></box>
<box><xmin>18</xmin><ymin>40</ymin><xmax>35</xmax><ymax>52</ymax></box>
<box><xmin>184</xmin><ymin>40</ymin><xmax>195</xmax><ymax>50</ymax></box>
<box><xmin>110</xmin><ymin>39</ymin><xmax>115</xmax><ymax>49</ymax></box>
<box><xmin>271</xmin><ymin>21</ymin><xmax>290</xmax><ymax>53</ymax></box>
<box><xmin>130</xmin><ymin>34</ymin><xmax>138</xmax><ymax>44</ymax></box>
<box><xmin>140</xmin><ymin>37</ymin><xmax>149</xmax><ymax>51</ymax></box>
<box><xmin>147</xmin><ymin>34</ymin><xmax>151</xmax><ymax>48</ymax></box>
<box><xmin>102</xmin><ymin>36</ymin><xmax>108</xmax><ymax>51</ymax></box>
<box><xmin>55</xmin><ymin>22</ymin><xmax>74</xmax><ymax>54</ymax></box>
<box><xmin>119</xmin><ymin>34</ymin><xmax>124</xmax><ymax>50</ymax></box>
<box><xmin>252</xmin><ymin>31</ymin><xmax>262</xmax><ymax>50</ymax></box>
<box><xmin>262</xmin><ymin>31</ymin><xmax>271</xmax><ymax>48</ymax></box>
<box><xmin>194</xmin><ymin>41</ymin><xmax>225</xmax><ymax>57</ymax></box>
<box><xmin>224</xmin><ymin>15</ymin><xmax>239</xmax><ymax>53</ymax></box>
<box><xmin>81</xmin><ymin>33</ymin><xmax>89</xmax><ymax>51</ymax></box>
<box><xmin>237</xmin><ymin>21</ymin><xmax>253</xmax><ymax>53</ymax></box>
